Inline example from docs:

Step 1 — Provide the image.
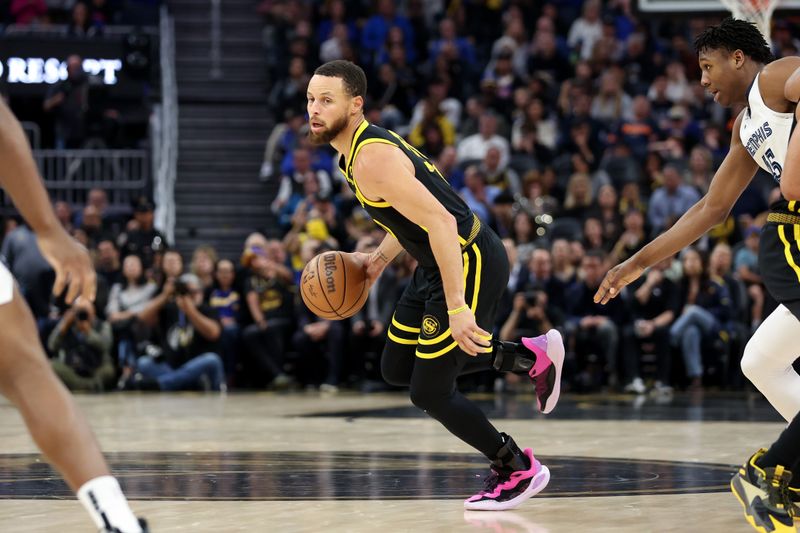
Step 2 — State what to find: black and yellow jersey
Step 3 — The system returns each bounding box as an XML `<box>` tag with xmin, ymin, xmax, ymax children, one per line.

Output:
<box><xmin>337</xmin><ymin>120</ymin><xmax>480</xmax><ymax>268</ymax></box>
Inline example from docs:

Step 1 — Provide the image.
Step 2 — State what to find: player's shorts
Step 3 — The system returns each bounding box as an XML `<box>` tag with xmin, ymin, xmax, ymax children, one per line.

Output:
<box><xmin>759</xmin><ymin>213</ymin><xmax>800</xmax><ymax>318</ymax></box>
<box><xmin>387</xmin><ymin>226</ymin><xmax>509</xmax><ymax>359</ymax></box>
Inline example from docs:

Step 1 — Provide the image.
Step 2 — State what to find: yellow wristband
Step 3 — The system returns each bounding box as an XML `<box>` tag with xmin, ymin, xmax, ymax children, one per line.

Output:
<box><xmin>447</xmin><ymin>305</ymin><xmax>469</xmax><ymax>316</ymax></box>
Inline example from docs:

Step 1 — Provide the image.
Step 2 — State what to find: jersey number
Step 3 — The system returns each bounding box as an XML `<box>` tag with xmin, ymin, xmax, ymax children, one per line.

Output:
<box><xmin>762</xmin><ymin>148</ymin><xmax>783</xmax><ymax>182</ymax></box>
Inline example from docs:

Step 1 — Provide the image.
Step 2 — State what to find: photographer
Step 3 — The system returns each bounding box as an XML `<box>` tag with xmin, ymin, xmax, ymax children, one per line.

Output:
<box><xmin>47</xmin><ymin>298</ymin><xmax>115</xmax><ymax>392</ymax></box>
<box><xmin>129</xmin><ymin>273</ymin><xmax>225</xmax><ymax>391</ymax></box>
<box><xmin>499</xmin><ymin>289</ymin><xmax>556</xmax><ymax>342</ymax></box>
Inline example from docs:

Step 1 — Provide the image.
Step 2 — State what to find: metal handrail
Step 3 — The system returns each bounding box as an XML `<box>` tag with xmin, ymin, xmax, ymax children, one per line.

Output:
<box><xmin>152</xmin><ymin>4</ymin><xmax>178</xmax><ymax>245</ymax></box>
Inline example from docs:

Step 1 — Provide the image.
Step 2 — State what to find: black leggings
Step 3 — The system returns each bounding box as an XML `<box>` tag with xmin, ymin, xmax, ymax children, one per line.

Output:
<box><xmin>381</xmin><ymin>340</ymin><xmax>504</xmax><ymax>459</ymax></box>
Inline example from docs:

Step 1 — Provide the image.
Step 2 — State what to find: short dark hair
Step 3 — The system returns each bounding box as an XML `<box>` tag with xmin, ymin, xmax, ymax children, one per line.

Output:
<box><xmin>314</xmin><ymin>60</ymin><xmax>367</xmax><ymax>98</ymax></box>
<box><xmin>694</xmin><ymin>18</ymin><xmax>774</xmax><ymax>64</ymax></box>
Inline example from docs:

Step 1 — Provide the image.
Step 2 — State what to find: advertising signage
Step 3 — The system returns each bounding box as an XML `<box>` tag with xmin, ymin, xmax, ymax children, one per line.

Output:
<box><xmin>0</xmin><ymin>35</ymin><xmax>150</xmax><ymax>98</ymax></box>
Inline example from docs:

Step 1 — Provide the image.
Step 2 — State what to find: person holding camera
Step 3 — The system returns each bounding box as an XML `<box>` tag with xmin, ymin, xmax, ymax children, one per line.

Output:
<box><xmin>127</xmin><ymin>273</ymin><xmax>225</xmax><ymax>391</ymax></box>
<box><xmin>47</xmin><ymin>297</ymin><xmax>115</xmax><ymax>392</ymax></box>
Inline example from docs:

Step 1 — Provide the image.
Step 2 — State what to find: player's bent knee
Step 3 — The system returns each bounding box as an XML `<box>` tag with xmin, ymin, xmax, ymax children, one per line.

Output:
<box><xmin>741</xmin><ymin>338</ymin><xmax>766</xmax><ymax>382</ymax></box>
<box><xmin>409</xmin><ymin>386</ymin><xmax>446</xmax><ymax>413</ymax></box>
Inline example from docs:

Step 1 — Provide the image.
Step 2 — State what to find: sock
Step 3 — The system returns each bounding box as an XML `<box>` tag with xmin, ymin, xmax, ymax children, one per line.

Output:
<box><xmin>757</xmin><ymin>410</ymin><xmax>800</xmax><ymax>475</ymax></box>
<box><xmin>77</xmin><ymin>476</ymin><xmax>142</xmax><ymax>533</ymax></box>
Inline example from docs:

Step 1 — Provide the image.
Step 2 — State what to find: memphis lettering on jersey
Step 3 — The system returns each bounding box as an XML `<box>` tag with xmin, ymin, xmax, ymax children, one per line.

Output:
<box><xmin>745</xmin><ymin>121</ymin><xmax>773</xmax><ymax>157</ymax></box>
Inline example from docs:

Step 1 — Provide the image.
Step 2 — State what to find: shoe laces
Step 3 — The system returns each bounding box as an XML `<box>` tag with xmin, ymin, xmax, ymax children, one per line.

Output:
<box><xmin>481</xmin><ymin>467</ymin><xmax>509</xmax><ymax>493</ymax></box>
<box><xmin>760</xmin><ymin>466</ymin><xmax>796</xmax><ymax>514</ymax></box>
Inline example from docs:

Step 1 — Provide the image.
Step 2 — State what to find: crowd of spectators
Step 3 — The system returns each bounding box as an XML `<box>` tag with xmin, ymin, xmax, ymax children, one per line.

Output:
<box><xmin>254</xmin><ymin>0</ymin><xmax>800</xmax><ymax>396</ymax></box>
<box><xmin>1</xmin><ymin>0</ymin><xmax>797</xmax><ymax>396</ymax></box>
<box><xmin>0</xmin><ymin>0</ymin><xmax>160</xmax><ymax>32</ymax></box>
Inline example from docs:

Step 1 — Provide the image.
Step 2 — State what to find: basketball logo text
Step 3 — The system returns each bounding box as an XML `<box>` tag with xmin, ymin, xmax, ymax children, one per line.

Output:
<box><xmin>323</xmin><ymin>253</ymin><xmax>337</xmax><ymax>293</ymax></box>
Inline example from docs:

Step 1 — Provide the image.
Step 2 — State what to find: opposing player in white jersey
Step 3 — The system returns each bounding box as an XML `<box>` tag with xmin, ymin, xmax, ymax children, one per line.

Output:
<box><xmin>593</xmin><ymin>18</ymin><xmax>800</xmax><ymax>532</ymax></box>
<box><xmin>0</xmin><ymin>99</ymin><xmax>147</xmax><ymax>532</ymax></box>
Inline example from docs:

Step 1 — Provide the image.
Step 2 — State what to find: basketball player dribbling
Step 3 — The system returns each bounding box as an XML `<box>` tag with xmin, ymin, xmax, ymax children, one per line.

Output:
<box><xmin>0</xmin><ymin>99</ymin><xmax>146</xmax><ymax>532</ymax></box>
<box><xmin>305</xmin><ymin>60</ymin><xmax>565</xmax><ymax>511</ymax></box>
<box><xmin>593</xmin><ymin>19</ymin><xmax>800</xmax><ymax>531</ymax></box>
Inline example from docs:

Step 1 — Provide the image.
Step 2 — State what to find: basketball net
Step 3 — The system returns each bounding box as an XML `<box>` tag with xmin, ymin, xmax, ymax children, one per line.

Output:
<box><xmin>718</xmin><ymin>0</ymin><xmax>780</xmax><ymax>41</ymax></box>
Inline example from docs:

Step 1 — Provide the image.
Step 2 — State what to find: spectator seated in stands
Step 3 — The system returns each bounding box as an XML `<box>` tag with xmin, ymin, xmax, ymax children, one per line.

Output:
<box><xmin>459</xmin><ymin>165</ymin><xmax>499</xmax><ymax>225</ymax></box>
<box><xmin>190</xmin><ymin>245</ymin><xmax>218</xmax><ymax>296</ymax></box>
<box><xmin>621</xmin><ymin>257</ymin><xmax>679</xmax><ymax>395</ymax></box>
<box><xmin>208</xmin><ymin>258</ymin><xmax>241</xmax><ymax>383</ymax></box>
<box><xmin>95</xmin><ymin>237</ymin><xmax>122</xmax><ymax>288</ymax></box>
<box><xmin>118</xmin><ymin>197</ymin><xmax>168</xmax><ymax>272</ymax></box>
<box><xmin>348</xmin><ymin>236</ymin><xmax>397</xmax><ymax>388</ymax></box>
<box><xmin>565</xmin><ymin>249</ymin><xmax>626</xmax><ymax>391</ymax></box>
<box><xmin>647</xmin><ymin>164</ymin><xmax>701</xmax><ymax>237</ymax></box>
<box><xmin>241</xmin><ymin>247</ymin><xmax>295</xmax><ymax>389</ymax></box>
<box><xmin>47</xmin><ymin>296</ymin><xmax>115</xmax><ymax>392</ymax></box>
<box><xmin>126</xmin><ymin>273</ymin><xmax>225</xmax><ymax>392</ymax></box>
<box><xmin>456</xmin><ymin>112</ymin><xmax>510</xmax><ymax>170</ymax></box>
<box><xmin>105</xmin><ymin>253</ymin><xmax>158</xmax><ymax>383</ymax></box>
<box><xmin>669</xmin><ymin>248</ymin><xmax>732</xmax><ymax>391</ymax></box>
<box><xmin>734</xmin><ymin>226</ymin><xmax>765</xmax><ymax>331</ymax></box>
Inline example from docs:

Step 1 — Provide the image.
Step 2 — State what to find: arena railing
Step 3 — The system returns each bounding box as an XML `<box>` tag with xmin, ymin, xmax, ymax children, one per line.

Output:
<box><xmin>151</xmin><ymin>4</ymin><xmax>177</xmax><ymax>245</ymax></box>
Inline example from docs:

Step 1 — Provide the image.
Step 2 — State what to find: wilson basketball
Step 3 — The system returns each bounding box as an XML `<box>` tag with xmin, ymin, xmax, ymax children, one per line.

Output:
<box><xmin>300</xmin><ymin>251</ymin><xmax>369</xmax><ymax>320</ymax></box>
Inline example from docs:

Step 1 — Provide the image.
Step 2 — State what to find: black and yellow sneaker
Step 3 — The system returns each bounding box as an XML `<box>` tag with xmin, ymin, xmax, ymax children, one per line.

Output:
<box><xmin>731</xmin><ymin>449</ymin><xmax>798</xmax><ymax>532</ymax></box>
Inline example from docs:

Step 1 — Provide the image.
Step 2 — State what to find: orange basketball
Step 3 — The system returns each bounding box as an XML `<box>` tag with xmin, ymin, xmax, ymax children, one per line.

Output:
<box><xmin>300</xmin><ymin>251</ymin><xmax>369</xmax><ymax>320</ymax></box>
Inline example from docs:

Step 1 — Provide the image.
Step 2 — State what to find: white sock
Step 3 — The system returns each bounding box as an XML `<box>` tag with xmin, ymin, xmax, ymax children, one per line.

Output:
<box><xmin>77</xmin><ymin>476</ymin><xmax>142</xmax><ymax>533</ymax></box>
<box><xmin>741</xmin><ymin>304</ymin><xmax>800</xmax><ymax>421</ymax></box>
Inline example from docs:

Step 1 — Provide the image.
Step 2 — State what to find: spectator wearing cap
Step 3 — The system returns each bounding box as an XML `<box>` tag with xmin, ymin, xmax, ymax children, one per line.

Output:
<box><xmin>126</xmin><ymin>273</ymin><xmax>226</xmax><ymax>391</ymax></box>
<box><xmin>117</xmin><ymin>197</ymin><xmax>168</xmax><ymax>270</ymax></box>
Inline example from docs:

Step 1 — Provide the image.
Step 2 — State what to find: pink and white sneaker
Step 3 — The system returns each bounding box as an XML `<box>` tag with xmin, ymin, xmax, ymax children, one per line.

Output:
<box><xmin>522</xmin><ymin>329</ymin><xmax>565</xmax><ymax>414</ymax></box>
<box><xmin>464</xmin><ymin>447</ymin><xmax>551</xmax><ymax>511</ymax></box>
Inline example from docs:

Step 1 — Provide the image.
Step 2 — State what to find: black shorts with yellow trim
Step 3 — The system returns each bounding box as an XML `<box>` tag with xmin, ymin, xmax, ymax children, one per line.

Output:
<box><xmin>386</xmin><ymin>227</ymin><xmax>510</xmax><ymax>359</ymax></box>
<box><xmin>759</xmin><ymin>212</ymin><xmax>800</xmax><ymax>319</ymax></box>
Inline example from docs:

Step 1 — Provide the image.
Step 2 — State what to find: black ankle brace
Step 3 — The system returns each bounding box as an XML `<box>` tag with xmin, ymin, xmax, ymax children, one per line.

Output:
<box><xmin>491</xmin><ymin>433</ymin><xmax>531</xmax><ymax>472</ymax></box>
<box><xmin>492</xmin><ymin>341</ymin><xmax>535</xmax><ymax>373</ymax></box>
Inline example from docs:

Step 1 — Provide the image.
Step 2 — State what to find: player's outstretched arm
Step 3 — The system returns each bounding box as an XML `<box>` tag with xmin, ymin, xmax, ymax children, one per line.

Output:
<box><xmin>354</xmin><ymin>143</ymin><xmax>489</xmax><ymax>356</ymax></box>
<box><xmin>595</xmin><ymin>110</ymin><xmax>758</xmax><ymax>304</ymax></box>
<box><xmin>0</xmin><ymin>99</ymin><xmax>96</xmax><ymax>303</ymax></box>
